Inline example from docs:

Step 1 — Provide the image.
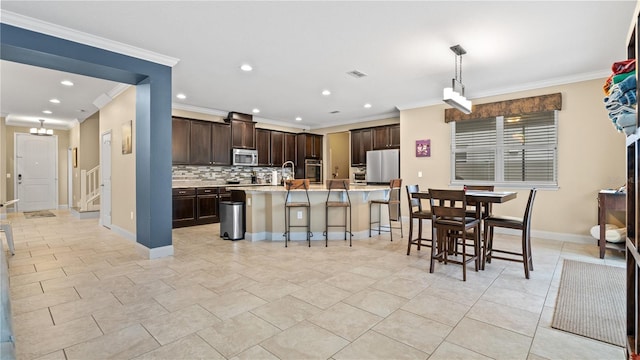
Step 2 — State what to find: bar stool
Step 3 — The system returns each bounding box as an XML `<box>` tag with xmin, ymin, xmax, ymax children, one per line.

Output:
<box><xmin>483</xmin><ymin>188</ymin><xmax>537</xmax><ymax>279</ymax></box>
<box><xmin>369</xmin><ymin>179</ymin><xmax>403</xmax><ymax>241</ymax></box>
<box><xmin>0</xmin><ymin>200</ymin><xmax>18</xmax><ymax>256</ymax></box>
<box><xmin>429</xmin><ymin>189</ymin><xmax>481</xmax><ymax>281</ymax></box>
<box><xmin>323</xmin><ymin>179</ymin><xmax>352</xmax><ymax>247</ymax></box>
<box><xmin>405</xmin><ymin>185</ymin><xmax>434</xmax><ymax>257</ymax></box>
<box><xmin>283</xmin><ymin>179</ymin><xmax>311</xmax><ymax>247</ymax></box>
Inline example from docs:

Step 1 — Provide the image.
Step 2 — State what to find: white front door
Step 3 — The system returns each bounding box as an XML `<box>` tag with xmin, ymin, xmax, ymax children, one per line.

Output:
<box><xmin>100</xmin><ymin>131</ymin><xmax>112</xmax><ymax>228</ymax></box>
<box><xmin>15</xmin><ymin>134</ymin><xmax>58</xmax><ymax>212</ymax></box>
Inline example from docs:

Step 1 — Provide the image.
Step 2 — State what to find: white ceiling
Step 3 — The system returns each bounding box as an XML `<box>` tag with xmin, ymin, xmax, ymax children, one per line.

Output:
<box><xmin>1</xmin><ymin>1</ymin><xmax>637</xmax><ymax>130</ymax></box>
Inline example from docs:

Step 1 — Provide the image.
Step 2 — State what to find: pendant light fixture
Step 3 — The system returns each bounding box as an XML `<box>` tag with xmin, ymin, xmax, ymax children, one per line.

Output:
<box><xmin>30</xmin><ymin>119</ymin><xmax>54</xmax><ymax>136</ymax></box>
<box><xmin>443</xmin><ymin>44</ymin><xmax>472</xmax><ymax>114</ymax></box>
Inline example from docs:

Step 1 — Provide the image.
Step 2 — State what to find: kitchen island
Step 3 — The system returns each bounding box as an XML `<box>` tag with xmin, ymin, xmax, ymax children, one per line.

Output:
<box><xmin>233</xmin><ymin>184</ymin><xmax>393</xmax><ymax>242</ymax></box>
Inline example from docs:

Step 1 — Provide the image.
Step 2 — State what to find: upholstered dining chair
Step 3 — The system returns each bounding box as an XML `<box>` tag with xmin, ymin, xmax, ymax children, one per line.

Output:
<box><xmin>405</xmin><ymin>185</ymin><xmax>434</xmax><ymax>257</ymax></box>
<box><xmin>483</xmin><ymin>188</ymin><xmax>537</xmax><ymax>279</ymax></box>
<box><xmin>283</xmin><ymin>179</ymin><xmax>311</xmax><ymax>247</ymax></box>
<box><xmin>324</xmin><ymin>179</ymin><xmax>352</xmax><ymax>247</ymax></box>
<box><xmin>370</xmin><ymin>179</ymin><xmax>403</xmax><ymax>241</ymax></box>
<box><xmin>429</xmin><ymin>189</ymin><xmax>481</xmax><ymax>281</ymax></box>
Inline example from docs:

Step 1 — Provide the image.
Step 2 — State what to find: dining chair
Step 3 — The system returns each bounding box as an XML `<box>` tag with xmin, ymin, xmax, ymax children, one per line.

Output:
<box><xmin>283</xmin><ymin>179</ymin><xmax>311</xmax><ymax>247</ymax></box>
<box><xmin>405</xmin><ymin>185</ymin><xmax>434</xmax><ymax>257</ymax></box>
<box><xmin>324</xmin><ymin>179</ymin><xmax>352</xmax><ymax>247</ymax></box>
<box><xmin>464</xmin><ymin>185</ymin><xmax>495</xmax><ymax>219</ymax></box>
<box><xmin>429</xmin><ymin>189</ymin><xmax>481</xmax><ymax>281</ymax></box>
<box><xmin>369</xmin><ymin>179</ymin><xmax>403</xmax><ymax>241</ymax></box>
<box><xmin>483</xmin><ymin>188</ymin><xmax>537</xmax><ymax>279</ymax></box>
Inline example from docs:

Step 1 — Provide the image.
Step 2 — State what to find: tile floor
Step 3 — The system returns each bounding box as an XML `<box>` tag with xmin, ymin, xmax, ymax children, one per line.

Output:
<box><xmin>2</xmin><ymin>209</ymin><xmax>627</xmax><ymax>360</ymax></box>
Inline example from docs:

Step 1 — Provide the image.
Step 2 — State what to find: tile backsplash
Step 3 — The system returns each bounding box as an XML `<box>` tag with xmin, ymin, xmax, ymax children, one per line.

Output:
<box><xmin>172</xmin><ymin>165</ymin><xmax>292</xmax><ymax>184</ymax></box>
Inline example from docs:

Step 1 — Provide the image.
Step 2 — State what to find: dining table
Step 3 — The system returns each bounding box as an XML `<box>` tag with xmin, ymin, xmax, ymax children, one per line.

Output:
<box><xmin>411</xmin><ymin>190</ymin><xmax>518</xmax><ymax>268</ymax></box>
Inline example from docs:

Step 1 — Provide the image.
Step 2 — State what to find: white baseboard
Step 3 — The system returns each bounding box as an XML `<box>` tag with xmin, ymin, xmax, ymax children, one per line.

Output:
<box><xmin>135</xmin><ymin>243</ymin><xmax>174</xmax><ymax>259</ymax></box>
<box><xmin>109</xmin><ymin>224</ymin><xmax>136</xmax><ymax>242</ymax></box>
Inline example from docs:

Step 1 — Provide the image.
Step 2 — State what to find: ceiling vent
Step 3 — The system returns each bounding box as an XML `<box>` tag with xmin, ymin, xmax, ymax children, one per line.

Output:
<box><xmin>346</xmin><ymin>70</ymin><xmax>367</xmax><ymax>78</ymax></box>
<box><xmin>330</xmin><ymin>110</ymin><xmax>340</xmax><ymax>114</ymax></box>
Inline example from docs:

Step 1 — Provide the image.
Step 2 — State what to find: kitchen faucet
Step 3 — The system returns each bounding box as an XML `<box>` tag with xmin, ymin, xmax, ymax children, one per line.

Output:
<box><xmin>282</xmin><ymin>161</ymin><xmax>295</xmax><ymax>181</ymax></box>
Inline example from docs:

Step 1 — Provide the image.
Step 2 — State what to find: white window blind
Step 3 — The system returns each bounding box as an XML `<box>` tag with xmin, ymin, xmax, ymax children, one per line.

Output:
<box><xmin>452</xmin><ymin>111</ymin><xmax>557</xmax><ymax>187</ymax></box>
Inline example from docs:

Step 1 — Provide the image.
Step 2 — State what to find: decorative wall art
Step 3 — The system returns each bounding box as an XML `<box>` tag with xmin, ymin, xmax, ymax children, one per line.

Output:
<box><xmin>416</xmin><ymin>139</ymin><xmax>431</xmax><ymax>157</ymax></box>
<box><xmin>122</xmin><ymin>120</ymin><xmax>132</xmax><ymax>155</ymax></box>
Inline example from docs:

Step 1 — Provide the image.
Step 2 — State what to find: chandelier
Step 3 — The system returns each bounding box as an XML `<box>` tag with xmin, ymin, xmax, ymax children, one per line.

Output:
<box><xmin>443</xmin><ymin>44</ymin><xmax>472</xmax><ymax>114</ymax></box>
<box><xmin>30</xmin><ymin>119</ymin><xmax>54</xmax><ymax>136</ymax></box>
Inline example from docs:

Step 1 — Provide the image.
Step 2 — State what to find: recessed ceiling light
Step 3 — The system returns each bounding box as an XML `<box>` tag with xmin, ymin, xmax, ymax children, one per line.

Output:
<box><xmin>252</xmin><ymin>108</ymin><xmax>260</xmax><ymax>113</ymax></box>
<box><xmin>176</xmin><ymin>93</ymin><xmax>186</xmax><ymax>100</ymax></box>
<box><xmin>240</xmin><ymin>64</ymin><xmax>253</xmax><ymax>72</ymax></box>
<box><xmin>49</xmin><ymin>98</ymin><xmax>60</xmax><ymax>104</ymax></box>
<box><xmin>295</xmin><ymin>117</ymin><xmax>302</xmax><ymax>121</ymax></box>
<box><xmin>60</xmin><ymin>80</ymin><xmax>74</xmax><ymax>86</ymax></box>
<box><xmin>42</xmin><ymin>110</ymin><xmax>52</xmax><ymax>114</ymax></box>
<box><xmin>364</xmin><ymin>103</ymin><xmax>372</xmax><ymax>109</ymax></box>
<box><xmin>321</xmin><ymin>90</ymin><xmax>331</xmax><ymax>96</ymax></box>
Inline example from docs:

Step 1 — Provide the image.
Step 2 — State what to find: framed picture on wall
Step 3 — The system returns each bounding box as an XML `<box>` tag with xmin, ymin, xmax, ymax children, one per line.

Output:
<box><xmin>122</xmin><ymin>120</ymin><xmax>132</xmax><ymax>155</ymax></box>
<box><xmin>416</xmin><ymin>139</ymin><xmax>430</xmax><ymax>157</ymax></box>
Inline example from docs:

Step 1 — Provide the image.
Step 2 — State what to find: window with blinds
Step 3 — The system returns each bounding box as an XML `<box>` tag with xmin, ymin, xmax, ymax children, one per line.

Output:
<box><xmin>452</xmin><ymin>110</ymin><xmax>557</xmax><ymax>187</ymax></box>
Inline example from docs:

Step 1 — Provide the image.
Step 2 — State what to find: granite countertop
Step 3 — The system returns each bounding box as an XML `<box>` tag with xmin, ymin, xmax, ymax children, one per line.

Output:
<box><xmin>233</xmin><ymin>184</ymin><xmax>390</xmax><ymax>192</ymax></box>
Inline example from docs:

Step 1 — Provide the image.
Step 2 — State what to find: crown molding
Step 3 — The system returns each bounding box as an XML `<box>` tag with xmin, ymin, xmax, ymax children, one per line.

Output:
<box><xmin>1</xmin><ymin>10</ymin><xmax>179</xmax><ymax>67</ymax></box>
<box><xmin>171</xmin><ymin>103</ymin><xmax>229</xmax><ymax>118</ymax></box>
<box><xmin>309</xmin><ymin>110</ymin><xmax>400</xmax><ymax>131</ymax></box>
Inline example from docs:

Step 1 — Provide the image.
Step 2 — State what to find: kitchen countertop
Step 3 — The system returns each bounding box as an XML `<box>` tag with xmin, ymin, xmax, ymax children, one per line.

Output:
<box><xmin>172</xmin><ymin>181</ymin><xmax>272</xmax><ymax>188</ymax></box>
<box><xmin>234</xmin><ymin>184</ymin><xmax>390</xmax><ymax>192</ymax></box>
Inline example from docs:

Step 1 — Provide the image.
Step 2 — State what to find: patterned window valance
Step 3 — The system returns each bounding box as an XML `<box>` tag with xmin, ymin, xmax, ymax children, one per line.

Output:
<box><xmin>444</xmin><ymin>92</ymin><xmax>562</xmax><ymax>123</ymax></box>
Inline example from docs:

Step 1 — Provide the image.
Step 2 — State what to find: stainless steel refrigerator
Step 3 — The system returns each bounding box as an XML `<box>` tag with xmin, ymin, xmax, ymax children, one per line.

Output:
<box><xmin>366</xmin><ymin>149</ymin><xmax>400</xmax><ymax>184</ymax></box>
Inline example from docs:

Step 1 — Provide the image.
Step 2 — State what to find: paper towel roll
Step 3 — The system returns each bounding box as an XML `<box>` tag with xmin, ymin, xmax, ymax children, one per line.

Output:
<box><xmin>271</xmin><ymin>170</ymin><xmax>278</xmax><ymax>185</ymax></box>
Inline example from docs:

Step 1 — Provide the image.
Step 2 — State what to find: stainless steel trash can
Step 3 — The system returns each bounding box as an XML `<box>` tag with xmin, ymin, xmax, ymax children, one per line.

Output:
<box><xmin>220</xmin><ymin>201</ymin><xmax>244</xmax><ymax>240</ymax></box>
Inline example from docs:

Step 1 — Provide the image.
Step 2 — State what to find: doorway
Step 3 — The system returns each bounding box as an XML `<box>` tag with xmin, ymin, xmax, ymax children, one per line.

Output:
<box><xmin>14</xmin><ymin>133</ymin><xmax>58</xmax><ymax>212</ymax></box>
<box><xmin>327</xmin><ymin>132</ymin><xmax>350</xmax><ymax>181</ymax></box>
<box><xmin>100</xmin><ymin>131</ymin><xmax>112</xmax><ymax>228</ymax></box>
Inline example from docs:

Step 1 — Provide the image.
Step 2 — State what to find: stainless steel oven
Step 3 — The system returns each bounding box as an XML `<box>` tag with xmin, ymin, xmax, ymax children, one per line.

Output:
<box><xmin>304</xmin><ymin>159</ymin><xmax>322</xmax><ymax>183</ymax></box>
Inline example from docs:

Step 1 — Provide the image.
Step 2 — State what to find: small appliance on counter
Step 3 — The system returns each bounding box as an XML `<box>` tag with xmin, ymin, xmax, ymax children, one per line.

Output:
<box><xmin>353</xmin><ymin>167</ymin><xmax>367</xmax><ymax>184</ymax></box>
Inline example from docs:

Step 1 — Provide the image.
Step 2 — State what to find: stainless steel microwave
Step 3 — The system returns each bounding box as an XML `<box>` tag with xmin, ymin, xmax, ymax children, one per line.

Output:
<box><xmin>232</xmin><ymin>148</ymin><xmax>258</xmax><ymax>166</ymax></box>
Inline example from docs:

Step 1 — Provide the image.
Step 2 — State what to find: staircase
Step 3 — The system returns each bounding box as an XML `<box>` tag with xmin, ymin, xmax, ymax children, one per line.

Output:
<box><xmin>80</xmin><ymin>165</ymin><xmax>100</xmax><ymax>212</ymax></box>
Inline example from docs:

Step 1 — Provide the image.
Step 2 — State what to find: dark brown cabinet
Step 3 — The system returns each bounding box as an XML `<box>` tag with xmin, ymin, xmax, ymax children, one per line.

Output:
<box><xmin>270</xmin><ymin>131</ymin><xmax>285</xmax><ymax>166</ymax></box>
<box><xmin>373</xmin><ymin>124</ymin><xmax>400</xmax><ymax>150</ymax></box>
<box><xmin>196</xmin><ymin>188</ymin><xmax>219</xmax><ymax>224</ymax></box>
<box><xmin>256</xmin><ymin>128</ymin><xmax>271</xmax><ymax>166</ymax></box>
<box><xmin>296</xmin><ymin>133</ymin><xmax>323</xmax><ymax>179</ymax></box>
<box><xmin>172</xmin><ymin>117</ymin><xmax>190</xmax><ymax>165</ymax></box>
<box><xmin>190</xmin><ymin>121</ymin><xmax>213</xmax><ymax>165</ymax></box>
<box><xmin>231</xmin><ymin>119</ymin><xmax>256</xmax><ymax>149</ymax></box>
<box><xmin>350</xmin><ymin>128</ymin><xmax>372</xmax><ymax>166</ymax></box>
<box><xmin>284</xmin><ymin>132</ymin><xmax>296</xmax><ymax>163</ymax></box>
<box><xmin>172</xmin><ymin>188</ymin><xmax>196</xmax><ymax>228</ymax></box>
<box><xmin>211</xmin><ymin>122</ymin><xmax>231</xmax><ymax>165</ymax></box>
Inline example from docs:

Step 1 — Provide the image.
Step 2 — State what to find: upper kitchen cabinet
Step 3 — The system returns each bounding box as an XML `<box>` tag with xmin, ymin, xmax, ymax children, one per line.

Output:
<box><xmin>350</xmin><ymin>128</ymin><xmax>372</xmax><ymax>166</ymax></box>
<box><xmin>284</xmin><ymin>132</ymin><xmax>296</xmax><ymax>163</ymax></box>
<box><xmin>190</xmin><ymin>120</ymin><xmax>213</xmax><ymax>165</ymax></box>
<box><xmin>297</xmin><ymin>133</ymin><xmax>323</xmax><ymax>160</ymax></box>
<box><xmin>256</xmin><ymin>128</ymin><xmax>271</xmax><ymax>166</ymax></box>
<box><xmin>270</xmin><ymin>131</ymin><xmax>285</xmax><ymax>166</ymax></box>
<box><xmin>172</xmin><ymin>117</ymin><xmax>190</xmax><ymax>164</ymax></box>
<box><xmin>230</xmin><ymin>117</ymin><xmax>256</xmax><ymax>150</ymax></box>
<box><xmin>211</xmin><ymin>122</ymin><xmax>231</xmax><ymax>165</ymax></box>
<box><xmin>372</xmin><ymin>124</ymin><xmax>400</xmax><ymax>150</ymax></box>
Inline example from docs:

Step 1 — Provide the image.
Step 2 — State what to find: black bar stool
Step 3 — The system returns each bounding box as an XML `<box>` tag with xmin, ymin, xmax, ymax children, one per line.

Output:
<box><xmin>283</xmin><ymin>179</ymin><xmax>311</xmax><ymax>247</ymax></box>
<box><xmin>369</xmin><ymin>179</ymin><xmax>403</xmax><ymax>241</ymax></box>
<box><xmin>324</xmin><ymin>179</ymin><xmax>352</xmax><ymax>247</ymax></box>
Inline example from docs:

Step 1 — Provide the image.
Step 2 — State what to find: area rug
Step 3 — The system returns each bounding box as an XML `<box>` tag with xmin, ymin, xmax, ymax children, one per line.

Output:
<box><xmin>551</xmin><ymin>259</ymin><xmax>625</xmax><ymax>347</ymax></box>
<box><xmin>24</xmin><ymin>210</ymin><xmax>56</xmax><ymax>219</ymax></box>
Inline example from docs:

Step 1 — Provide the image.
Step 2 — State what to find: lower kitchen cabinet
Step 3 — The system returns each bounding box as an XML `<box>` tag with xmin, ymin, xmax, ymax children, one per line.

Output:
<box><xmin>172</xmin><ymin>188</ymin><xmax>197</xmax><ymax>228</ymax></box>
<box><xmin>196</xmin><ymin>188</ymin><xmax>219</xmax><ymax>224</ymax></box>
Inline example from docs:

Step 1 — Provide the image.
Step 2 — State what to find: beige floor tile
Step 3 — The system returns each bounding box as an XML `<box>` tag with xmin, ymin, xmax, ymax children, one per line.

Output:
<box><xmin>142</xmin><ymin>304</ymin><xmax>220</xmax><ymax>345</ymax></box>
<box><xmin>530</xmin><ymin>327</ymin><xmax>625</xmax><ymax>360</ymax></box>
<box><xmin>12</xmin><ymin>286</ymin><xmax>79</xmax><ymax>315</ymax></box>
<box><xmin>40</xmin><ymin>272</ymin><xmax>99</xmax><ymax>293</ymax></box>
<box><xmin>467</xmin><ymin>299</ymin><xmax>540</xmax><ymax>337</ymax></box>
<box><xmin>10</xmin><ymin>268</ymin><xmax>66</xmax><ymax>287</ymax></box>
<box><xmin>8</xmin><ymin>263</ymin><xmax>36</xmax><ymax>276</ymax></box>
<box><xmin>428</xmin><ymin>277</ymin><xmax>488</xmax><ymax>306</ymax></box>
<box><xmin>482</xmin><ymin>284</ymin><xmax>546</xmax><ymax>314</ymax></box>
<box><xmin>429</xmin><ymin>341</ymin><xmax>493</xmax><ymax>360</ymax></box>
<box><xmin>32</xmin><ymin>350</ymin><xmax>66</xmax><ymax>360</ymax></box>
<box><xmin>323</xmin><ymin>272</ymin><xmax>378</xmax><ymax>293</ymax></box>
<box><xmin>49</xmin><ymin>293</ymin><xmax>121</xmax><ymax>324</ymax></box>
<box><xmin>343</xmin><ymin>288</ymin><xmax>407</xmax><ymax>317</ymax></box>
<box><xmin>133</xmin><ymin>333</ymin><xmax>224</xmax><ymax>360</ymax></box>
<box><xmin>200</xmin><ymin>273</ymin><xmax>260</xmax><ymax>293</ymax></box>
<box><xmin>198</xmin><ymin>312</ymin><xmax>281</xmax><ymax>357</ymax></box>
<box><xmin>290</xmin><ymin>282</ymin><xmax>351</xmax><ymax>309</ymax></box>
<box><xmin>126</xmin><ymin>267</ymin><xmax>178</xmax><ymax>285</ymax></box>
<box><xmin>401</xmin><ymin>292</ymin><xmax>470</xmax><ymax>327</ymax></box>
<box><xmin>200</xmin><ymin>290</ymin><xmax>267</xmax><ymax>320</ymax></box>
<box><xmin>370</xmin><ymin>275</ymin><xmax>431</xmax><ymax>299</ymax></box>
<box><xmin>10</xmin><ymin>282</ymin><xmax>43</xmax><ymax>300</ymax></box>
<box><xmin>15</xmin><ymin>316</ymin><xmax>102</xmax><ymax>359</ymax></box>
<box><xmin>8</xmin><ymin>254</ymin><xmax>56</xmax><ymax>268</ymax></box>
<box><xmin>153</xmin><ymin>284</ymin><xmax>218</xmax><ymax>312</ymax></box>
<box><xmin>93</xmin><ymin>299</ymin><xmax>169</xmax><ymax>334</ymax></box>
<box><xmin>261</xmin><ymin>321</ymin><xmax>349</xmax><ymax>359</ymax></box>
<box><xmin>333</xmin><ymin>330</ymin><xmax>428</xmax><ymax>359</ymax></box>
<box><xmin>229</xmin><ymin>345</ymin><xmax>279</xmax><ymax>360</ymax></box>
<box><xmin>12</xmin><ymin>307</ymin><xmax>54</xmax><ymax>336</ymax></box>
<box><xmin>112</xmin><ymin>279</ymin><xmax>174</xmax><ymax>304</ymax></box>
<box><xmin>308</xmin><ymin>302</ymin><xmax>382</xmax><ymax>341</ymax></box>
<box><xmin>64</xmin><ymin>324</ymin><xmax>159</xmax><ymax>360</ymax></box>
<box><xmin>348</xmin><ymin>264</ymin><xmax>395</xmax><ymax>279</ymax></box>
<box><xmin>74</xmin><ymin>275</ymin><xmax>134</xmax><ymax>299</ymax></box>
<box><xmin>243</xmin><ymin>279</ymin><xmax>303</xmax><ymax>302</ymax></box>
<box><xmin>446</xmin><ymin>317</ymin><xmax>532</xmax><ymax>360</ymax></box>
<box><xmin>93</xmin><ymin>262</ymin><xmax>145</xmax><ymax>280</ymax></box>
<box><xmin>160</xmin><ymin>269</ymin><xmax>215</xmax><ymax>289</ymax></box>
<box><xmin>373</xmin><ymin>309</ymin><xmax>452</xmax><ymax>354</ymax></box>
<box><xmin>250</xmin><ymin>295</ymin><xmax>322</xmax><ymax>330</ymax></box>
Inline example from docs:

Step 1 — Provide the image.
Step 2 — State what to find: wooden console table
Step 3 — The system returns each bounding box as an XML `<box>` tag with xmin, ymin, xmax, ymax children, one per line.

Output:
<box><xmin>598</xmin><ymin>191</ymin><xmax>626</xmax><ymax>258</ymax></box>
